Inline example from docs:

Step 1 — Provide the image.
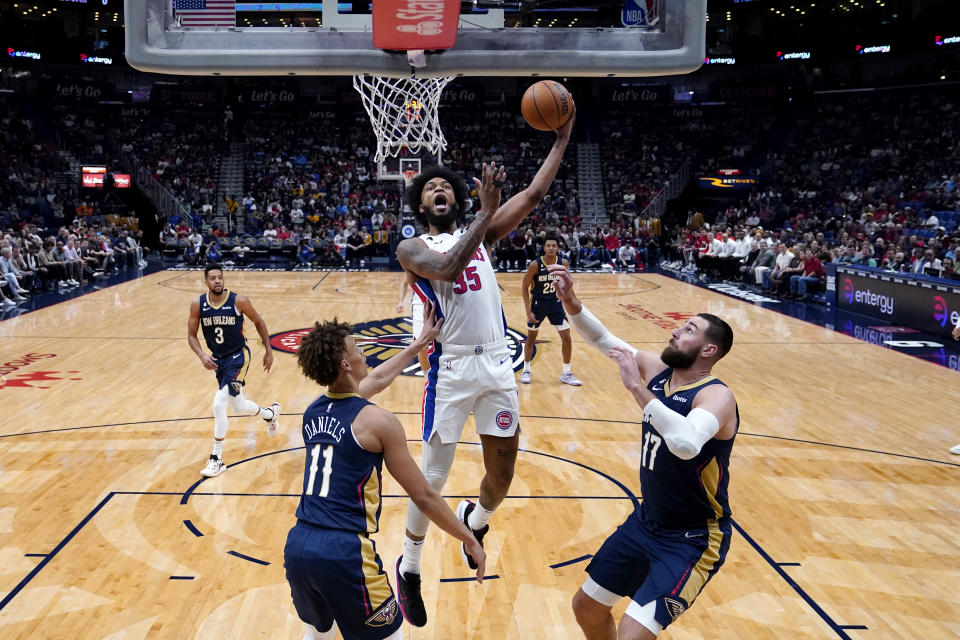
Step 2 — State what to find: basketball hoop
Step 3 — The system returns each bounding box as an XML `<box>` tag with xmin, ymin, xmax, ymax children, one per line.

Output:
<box><xmin>353</xmin><ymin>74</ymin><xmax>452</xmax><ymax>163</ymax></box>
<box><xmin>402</xmin><ymin>169</ymin><xmax>418</xmax><ymax>187</ymax></box>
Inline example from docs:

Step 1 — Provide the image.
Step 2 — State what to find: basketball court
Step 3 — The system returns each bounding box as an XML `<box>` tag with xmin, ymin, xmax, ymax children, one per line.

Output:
<box><xmin>1</xmin><ymin>0</ymin><xmax>957</xmax><ymax>637</ymax></box>
<box><xmin>0</xmin><ymin>270</ymin><xmax>957</xmax><ymax>639</ymax></box>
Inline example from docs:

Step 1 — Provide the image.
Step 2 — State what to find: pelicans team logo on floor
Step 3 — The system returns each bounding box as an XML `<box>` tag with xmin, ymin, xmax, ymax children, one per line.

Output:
<box><xmin>270</xmin><ymin>317</ymin><xmax>532</xmax><ymax>377</ymax></box>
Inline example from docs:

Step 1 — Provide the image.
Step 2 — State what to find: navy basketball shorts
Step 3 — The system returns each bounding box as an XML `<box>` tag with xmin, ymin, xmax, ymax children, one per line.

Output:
<box><xmin>584</xmin><ymin>511</ymin><xmax>732</xmax><ymax>631</ymax></box>
<box><xmin>284</xmin><ymin>521</ymin><xmax>402</xmax><ymax>640</ymax></box>
<box><xmin>215</xmin><ymin>346</ymin><xmax>250</xmax><ymax>397</ymax></box>
<box><xmin>527</xmin><ymin>303</ymin><xmax>568</xmax><ymax>331</ymax></box>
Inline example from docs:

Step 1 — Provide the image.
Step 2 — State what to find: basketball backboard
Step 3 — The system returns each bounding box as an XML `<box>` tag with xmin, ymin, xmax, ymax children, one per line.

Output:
<box><xmin>124</xmin><ymin>0</ymin><xmax>706</xmax><ymax>78</ymax></box>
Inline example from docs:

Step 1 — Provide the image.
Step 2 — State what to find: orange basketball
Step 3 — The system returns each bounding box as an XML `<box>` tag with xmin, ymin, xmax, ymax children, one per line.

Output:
<box><xmin>521</xmin><ymin>80</ymin><xmax>575</xmax><ymax>131</ymax></box>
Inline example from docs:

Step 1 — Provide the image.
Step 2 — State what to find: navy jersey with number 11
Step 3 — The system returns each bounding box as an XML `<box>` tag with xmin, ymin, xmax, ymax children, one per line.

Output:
<box><xmin>295</xmin><ymin>393</ymin><xmax>384</xmax><ymax>534</ymax></box>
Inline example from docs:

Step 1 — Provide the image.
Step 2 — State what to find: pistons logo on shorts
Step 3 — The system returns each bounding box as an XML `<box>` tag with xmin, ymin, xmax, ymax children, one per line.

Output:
<box><xmin>495</xmin><ymin>411</ymin><xmax>513</xmax><ymax>430</ymax></box>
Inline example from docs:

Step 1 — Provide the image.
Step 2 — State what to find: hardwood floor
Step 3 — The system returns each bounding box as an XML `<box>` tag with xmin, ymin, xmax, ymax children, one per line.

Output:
<box><xmin>0</xmin><ymin>270</ymin><xmax>956</xmax><ymax>639</ymax></box>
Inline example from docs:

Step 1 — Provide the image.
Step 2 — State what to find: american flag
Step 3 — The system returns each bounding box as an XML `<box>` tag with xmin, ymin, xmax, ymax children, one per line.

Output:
<box><xmin>173</xmin><ymin>0</ymin><xmax>236</xmax><ymax>27</ymax></box>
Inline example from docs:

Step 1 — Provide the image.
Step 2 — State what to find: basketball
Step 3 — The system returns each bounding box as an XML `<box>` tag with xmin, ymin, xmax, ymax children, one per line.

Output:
<box><xmin>521</xmin><ymin>81</ymin><xmax>575</xmax><ymax>131</ymax></box>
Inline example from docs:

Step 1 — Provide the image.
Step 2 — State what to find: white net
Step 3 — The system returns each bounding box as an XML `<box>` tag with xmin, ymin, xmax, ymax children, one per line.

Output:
<box><xmin>353</xmin><ymin>74</ymin><xmax>453</xmax><ymax>163</ymax></box>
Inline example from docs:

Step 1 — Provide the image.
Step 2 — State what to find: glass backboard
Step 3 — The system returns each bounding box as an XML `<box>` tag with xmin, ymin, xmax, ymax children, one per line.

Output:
<box><xmin>125</xmin><ymin>0</ymin><xmax>706</xmax><ymax>78</ymax></box>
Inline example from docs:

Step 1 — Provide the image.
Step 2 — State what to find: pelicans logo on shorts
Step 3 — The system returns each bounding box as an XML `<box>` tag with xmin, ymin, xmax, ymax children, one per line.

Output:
<box><xmin>663</xmin><ymin>597</ymin><xmax>685</xmax><ymax>621</ymax></box>
<box><xmin>365</xmin><ymin>597</ymin><xmax>399</xmax><ymax>627</ymax></box>
<box><xmin>270</xmin><ymin>317</ymin><xmax>532</xmax><ymax>377</ymax></box>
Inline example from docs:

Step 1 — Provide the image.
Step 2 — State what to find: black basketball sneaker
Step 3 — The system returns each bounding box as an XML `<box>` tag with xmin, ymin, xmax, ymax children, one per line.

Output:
<box><xmin>456</xmin><ymin>500</ymin><xmax>489</xmax><ymax>570</ymax></box>
<box><xmin>395</xmin><ymin>556</ymin><xmax>427</xmax><ymax>627</ymax></box>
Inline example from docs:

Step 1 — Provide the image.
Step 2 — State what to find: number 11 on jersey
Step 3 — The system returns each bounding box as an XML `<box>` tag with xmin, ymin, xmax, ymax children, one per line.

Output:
<box><xmin>306</xmin><ymin>444</ymin><xmax>334</xmax><ymax>497</ymax></box>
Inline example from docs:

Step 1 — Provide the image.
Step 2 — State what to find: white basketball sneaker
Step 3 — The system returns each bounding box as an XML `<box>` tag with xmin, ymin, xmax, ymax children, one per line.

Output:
<box><xmin>200</xmin><ymin>455</ymin><xmax>226</xmax><ymax>477</ymax></box>
<box><xmin>950</xmin><ymin>444</ymin><xmax>960</xmax><ymax>455</ymax></box>
<box><xmin>560</xmin><ymin>372</ymin><xmax>582</xmax><ymax>386</ymax></box>
<box><xmin>266</xmin><ymin>402</ymin><xmax>281</xmax><ymax>437</ymax></box>
<box><xmin>520</xmin><ymin>370</ymin><xmax>531</xmax><ymax>384</ymax></box>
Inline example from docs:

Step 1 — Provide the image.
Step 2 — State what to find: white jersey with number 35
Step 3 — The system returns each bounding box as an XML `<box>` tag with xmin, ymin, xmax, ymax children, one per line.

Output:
<box><xmin>412</xmin><ymin>228</ymin><xmax>507</xmax><ymax>347</ymax></box>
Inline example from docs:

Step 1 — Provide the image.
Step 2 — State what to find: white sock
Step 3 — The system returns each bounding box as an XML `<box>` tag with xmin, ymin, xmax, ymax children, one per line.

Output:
<box><xmin>523</xmin><ymin>361</ymin><xmax>531</xmax><ymax>373</ymax></box>
<box><xmin>468</xmin><ymin>502</ymin><xmax>495</xmax><ymax>531</ymax></box>
<box><xmin>562</xmin><ymin>363</ymin><xmax>571</xmax><ymax>375</ymax></box>
<box><xmin>212</xmin><ymin>439</ymin><xmax>223</xmax><ymax>458</ymax></box>
<box><xmin>400</xmin><ymin>536</ymin><xmax>424</xmax><ymax>575</ymax></box>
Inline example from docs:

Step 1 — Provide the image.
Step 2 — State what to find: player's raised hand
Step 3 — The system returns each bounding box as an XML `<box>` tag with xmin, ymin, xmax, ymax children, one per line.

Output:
<box><xmin>263</xmin><ymin>348</ymin><xmax>274</xmax><ymax>372</ymax></box>
<box><xmin>473</xmin><ymin>162</ymin><xmax>506</xmax><ymax>215</ymax></box>
<box><xmin>556</xmin><ymin>104</ymin><xmax>575</xmax><ymax>140</ymax></box>
<box><xmin>199</xmin><ymin>352</ymin><xmax>218</xmax><ymax>370</ymax></box>
<box><xmin>418</xmin><ymin>299</ymin><xmax>444</xmax><ymax>345</ymax></box>
<box><xmin>546</xmin><ymin>263</ymin><xmax>575</xmax><ymax>301</ymax></box>
<box><xmin>609</xmin><ymin>346</ymin><xmax>643</xmax><ymax>391</ymax></box>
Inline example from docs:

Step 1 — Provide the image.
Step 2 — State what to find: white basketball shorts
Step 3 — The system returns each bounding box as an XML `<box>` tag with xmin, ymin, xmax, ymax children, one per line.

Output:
<box><xmin>421</xmin><ymin>341</ymin><xmax>520</xmax><ymax>444</ymax></box>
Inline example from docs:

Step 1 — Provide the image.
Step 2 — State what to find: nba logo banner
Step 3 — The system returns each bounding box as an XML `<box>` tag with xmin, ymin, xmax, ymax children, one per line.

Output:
<box><xmin>622</xmin><ymin>0</ymin><xmax>655</xmax><ymax>27</ymax></box>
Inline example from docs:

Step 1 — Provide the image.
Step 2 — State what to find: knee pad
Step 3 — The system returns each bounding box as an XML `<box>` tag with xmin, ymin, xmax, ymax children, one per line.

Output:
<box><xmin>421</xmin><ymin>435</ymin><xmax>457</xmax><ymax>491</ymax></box>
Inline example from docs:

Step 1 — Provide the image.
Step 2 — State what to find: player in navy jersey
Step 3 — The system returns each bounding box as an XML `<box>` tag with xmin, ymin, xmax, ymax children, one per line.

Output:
<box><xmin>520</xmin><ymin>234</ymin><xmax>582</xmax><ymax>386</ymax></box>
<box><xmin>547</xmin><ymin>264</ymin><xmax>739</xmax><ymax>640</ymax></box>
<box><xmin>187</xmin><ymin>264</ymin><xmax>280</xmax><ymax>478</ymax></box>
<box><xmin>285</xmin><ymin>309</ymin><xmax>484</xmax><ymax>640</ymax></box>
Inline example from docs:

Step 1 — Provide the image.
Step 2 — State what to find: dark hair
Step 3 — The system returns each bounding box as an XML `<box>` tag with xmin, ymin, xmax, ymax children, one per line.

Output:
<box><xmin>543</xmin><ymin>234</ymin><xmax>560</xmax><ymax>245</ymax></box>
<box><xmin>297</xmin><ymin>319</ymin><xmax>352</xmax><ymax>386</ymax></box>
<box><xmin>204</xmin><ymin>263</ymin><xmax>223</xmax><ymax>278</ymax></box>
<box><xmin>697</xmin><ymin>313</ymin><xmax>734</xmax><ymax>360</ymax></box>
<box><xmin>406</xmin><ymin>165</ymin><xmax>469</xmax><ymax>228</ymax></box>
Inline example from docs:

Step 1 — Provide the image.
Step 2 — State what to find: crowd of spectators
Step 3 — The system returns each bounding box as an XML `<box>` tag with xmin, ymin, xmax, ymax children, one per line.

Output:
<box><xmin>656</xmin><ymin>91</ymin><xmax>960</xmax><ymax>299</ymax></box>
<box><xmin>0</xmin><ymin>97</ymin><xmax>76</xmax><ymax>233</ymax></box>
<box><xmin>3</xmin><ymin>79</ymin><xmax>960</xmax><ymax>293</ymax></box>
<box><xmin>0</xmin><ymin>218</ymin><xmax>147</xmax><ymax>309</ymax></box>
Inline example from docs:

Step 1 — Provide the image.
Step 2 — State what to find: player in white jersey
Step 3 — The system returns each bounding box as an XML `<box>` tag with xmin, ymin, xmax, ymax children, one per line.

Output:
<box><xmin>393</xmin><ymin>114</ymin><xmax>574</xmax><ymax>627</ymax></box>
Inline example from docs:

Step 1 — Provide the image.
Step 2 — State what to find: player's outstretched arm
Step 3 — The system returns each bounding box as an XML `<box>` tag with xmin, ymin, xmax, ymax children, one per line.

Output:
<box><xmin>359</xmin><ymin>300</ymin><xmax>443</xmax><ymax>399</ymax></box>
<box><xmin>371</xmin><ymin>408</ymin><xmax>486</xmax><ymax>582</ymax></box>
<box><xmin>547</xmin><ymin>263</ymin><xmax>664</xmax><ymax>378</ymax></box>
<box><xmin>236</xmin><ymin>294</ymin><xmax>274</xmax><ymax>372</ymax></box>
<box><xmin>397</xmin><ymin>163</ymin><xmax>504</xmax><ymax>283</ymax></box>
<box><xmin>484</xmin><ymin>112</ymin><xmax>574</xmax><ymax>246</ymax></box>
<box><xmin>187</xmin><ymin>299</ymin><xmax>217</xmax><ymax>370</ymax></box>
